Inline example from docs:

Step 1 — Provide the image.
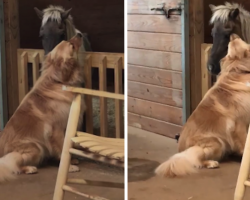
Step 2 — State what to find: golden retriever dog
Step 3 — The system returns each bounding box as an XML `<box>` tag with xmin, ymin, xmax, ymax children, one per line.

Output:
<box><xmin>155</xmin><ymin>34</ymin><xmax>250</xmax><ymax>178</ymax></box>
<box><xmin>0</xmin><ymin>33</ymin><xmax>85</xmax><ymax>182</ymax></box>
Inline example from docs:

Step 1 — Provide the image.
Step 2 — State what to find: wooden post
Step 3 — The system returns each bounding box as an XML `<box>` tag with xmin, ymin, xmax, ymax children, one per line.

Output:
<box><xmin>3</xmin><ymin>0</ymin><xmax>20</xmax><ymax>118</ymax></box>
<box><xmin>189</xmin><ymin>0</ymin><xmax>204</xmax><ymax>112</ymax></box>
<box><xmin>201</xmin><ymin>44</ymin><xmax>212</xmax><ymax>98</ymax></box>
<box><xmin>115</xmin><ymin>57</ymin><xmax>124</xmax><ymax>138</ymax></box>
<box><xmin>84</xmin><ymin>55</ymin><xmax>93</xmax><ymax>133</ymax></box>
<box><xmin>18</xmin><ymin>52</ymin><xmax>28</xmax><ymax>102</ymax></box>
<box><xmin>53</xmin><ymin>94</ymin><xmax>81</xmax><ymax>200</ymax></box>
<box><xmin>32</xmin><ymin>53</ymin><xmax>40</xmax><ymax>84</ymax></box>
<box><xmin>99</xmin><ymin>57</ymin><xmax>108</xmax><ymax>137</ymax></box>
<box><xmin>0</xmin><ymin>0</ymin><xmax>8</xmax><ymax>129</ymax></box>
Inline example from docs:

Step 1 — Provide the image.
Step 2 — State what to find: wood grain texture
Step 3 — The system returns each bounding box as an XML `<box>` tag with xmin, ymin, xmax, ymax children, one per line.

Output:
<box><xmin>17</xmin><ymin>49</ymin><xmax>124</xmax><ymax>69</ymax></box>
<box><xmin>128</xmin><ymin>65</ymin><xmax>182</xmax><ymax>89</ymax></box>
<box><xmin>99</xmin><ymin>57</ymin><xmax>108</xmax><ymax>137</ymax></box>
<box><xmin>4</xmin><ymin>0</ymin><xmax>20</xmax><ymax>118</ymax></box>
<box><xmin>128</xmin><ymin>48</ymin><xmax>182</xmax><ymax>71</ymax></box>
<box><xmin>128</xmin><ymin>112</ymin><xmax>182</xmax><ymax>138</ymax></box>
<box><xmin>84</xmin><ymin>55</ymin><xmax>93</xmax><ymax>134</ymax></box>
<box><xmin>189</xmin><ymin>0</ymin><xmax>204</xmax><ymax>112</ymax></box>
<box><xmin>128</xmin><ymin>97</ymin><xmax>182</xmax><ymax>125</ymax></box>
<box><xmin>128</xmin><ymin>81</ymin><xmax>182</xmax><ymax>107</ymax></box>
<box><xmin>128</xmin><ymin>31</ymin><xmax>181</xmax><ymax>52</ymax></box>
<box><xmin>128</xmin><ymin>15</ymin><xmax>181</xmax><ymax>33</ymax></box>
<box><xmin>115</xmin><ymin>58</ymin><xmax>124</xmax><ymax>138</ymax></box>
<box><xmin>201</xmin><ymin>44</ymin><xmax>212</xmax><ymax>98</ymax></box>
<box><xmin>127</xmin><ymin>0</ymin><xmax>182</xmax><ymax>14</ymax></box>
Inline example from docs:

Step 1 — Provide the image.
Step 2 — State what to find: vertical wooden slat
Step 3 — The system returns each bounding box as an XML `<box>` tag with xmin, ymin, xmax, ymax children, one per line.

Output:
<box><xmin>115</xmin><ymin>57</ymin><xmax>123</xmax><ymax>138</ymax></box>
<box><xmin>99</xmin><ymin>56</ymin><xmax>108</xmax><ymax>137</ymax></box>
<box><xmin>189</xmin><ymin>0</ymin><xmax>204</xmax><ymax>111</ymax></box>
<box><xmin>18</xmin><ymin>51</ymin><xmax>28</xmax><ymax>103</ymax></box>
<box><xmin>0</xmin><ymin>0</ymin><xmax>8</xmax><ymax>128</ymax></box>
<box><xmin>32</xmin><ymin>53</ymin><xmax>40</xmax><ymax>84</ymax></box>
<box><xmin>201</xmin><ymin>44</ymin><xmax>212</xmax><ymax>98</ymax></box>
<box><xmin>84</xmin><ymin>55</ymin><xmax>93</xmax><ymax>133</ymax></box>
<box><xmin>4</xmin><ymin>0</ymin><xmax>20</xmax><ymax>119</ymax></box>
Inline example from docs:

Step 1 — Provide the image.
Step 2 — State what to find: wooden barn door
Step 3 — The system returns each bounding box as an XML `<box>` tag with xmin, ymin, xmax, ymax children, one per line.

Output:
<box><xmin>127</xmin><ymin>0</ymin><xmax>189</xmax><ymax>138</ymax></box>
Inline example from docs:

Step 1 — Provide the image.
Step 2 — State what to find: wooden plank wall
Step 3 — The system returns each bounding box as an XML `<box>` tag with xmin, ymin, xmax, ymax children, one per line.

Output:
<box><xmin>127</xmin><ymin>0</ymin><xmax>183</xmax><ymax>138</ymax></box>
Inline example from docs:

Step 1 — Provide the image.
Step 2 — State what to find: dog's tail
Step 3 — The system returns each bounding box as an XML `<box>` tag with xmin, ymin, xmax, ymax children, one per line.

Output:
<box><xmin>155</xmin><ymin>146</ymin><xmax>204</xmax><ymax>177</ymax></box>
<box><xmin>0</xmin><ymin>152</ymin><xmax>23</xmax><ymax>183</ymax></box>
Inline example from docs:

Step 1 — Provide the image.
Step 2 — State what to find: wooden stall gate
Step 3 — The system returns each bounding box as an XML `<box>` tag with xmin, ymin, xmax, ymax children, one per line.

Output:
<box><xmin>17</xmin><ymin>49</ymin><xmax>124</xmax><ymax>138</ymax></box>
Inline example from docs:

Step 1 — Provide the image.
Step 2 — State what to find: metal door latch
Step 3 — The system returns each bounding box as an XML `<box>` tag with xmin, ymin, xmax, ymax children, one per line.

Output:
<box><xmin>151</xmin><ymin>3</ymin><xmax>183</xmax><ymax>19</ymax></box>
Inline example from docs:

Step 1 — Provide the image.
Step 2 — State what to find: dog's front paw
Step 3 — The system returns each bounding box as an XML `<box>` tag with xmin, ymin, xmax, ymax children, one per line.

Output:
<box><xmin>69</xmin><ymin>165</ymin><xmax>80</xmax><ymax>173</ymax></box>
<box><xmin>21</xmin><ymin>166</ymin><xmax>38</xmax><ymax>174</ymax></box>
<box><xmin>203</xmin><ymin>160</ymin><xmax>219</xmax><ymax>169</ymax></box>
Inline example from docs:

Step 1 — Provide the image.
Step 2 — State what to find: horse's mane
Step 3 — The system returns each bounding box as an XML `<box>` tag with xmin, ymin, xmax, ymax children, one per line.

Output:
<box><xmin>42</xmin><ymin>5</ymin><xmax>86</xmax><ymax>51</ymax></box>
<box><xmin>210</xmin><ymin>2</ymin><xmax>250</xmax><ymax>43</ymax></box>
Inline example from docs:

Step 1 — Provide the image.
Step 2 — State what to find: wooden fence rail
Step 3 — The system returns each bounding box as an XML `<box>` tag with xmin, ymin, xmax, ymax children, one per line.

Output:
<box><xmin>17</xmin><ymin>49</ymin><xmax>124</xmax><ymax>138</ymax></box>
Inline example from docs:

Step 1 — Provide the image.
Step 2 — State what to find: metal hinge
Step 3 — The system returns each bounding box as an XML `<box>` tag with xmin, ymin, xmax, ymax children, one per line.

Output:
<box><xmin>151</xmin><ymin>2</ymin><xmax>183</xmax><ymax>19</ymax></box>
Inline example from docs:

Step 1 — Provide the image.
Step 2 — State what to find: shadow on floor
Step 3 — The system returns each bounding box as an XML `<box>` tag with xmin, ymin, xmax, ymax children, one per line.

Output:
<box><xmin>128</xmin><ymin>158</ymin><xmax>160</xmax><ymax>182</ymax></box>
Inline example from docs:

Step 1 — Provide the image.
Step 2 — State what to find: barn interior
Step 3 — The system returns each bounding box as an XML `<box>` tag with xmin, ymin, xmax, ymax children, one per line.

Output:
<box><xmin>127</xmin><ymin>0</ymin><xmax>250</xmax><ymax>200</ymax></box>
<box><xmin>0</xmin><ymin>0</ymin><xmax>124</xmax><ymax>199</ymax></box>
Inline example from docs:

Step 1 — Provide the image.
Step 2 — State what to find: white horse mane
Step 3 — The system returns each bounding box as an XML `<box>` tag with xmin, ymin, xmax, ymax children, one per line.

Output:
<box><xmin>210</xmin><ymin>2</ymin><xmax>250</xmax><ymax>43</ymax></box>
<box><xmin>42</xmin><ymin>5</ymin><xmax>85</xmax><ymax>51</ymax></box>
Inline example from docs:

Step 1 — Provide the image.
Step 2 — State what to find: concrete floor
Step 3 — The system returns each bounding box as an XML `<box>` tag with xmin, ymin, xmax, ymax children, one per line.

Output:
<box><xmin>0</xmin><ymin>158</ymin><xmax>124</xmax><ymax>200</ymax></box>
<box><xmin>128</xmin><ymin>126</ymin><xmax>250</xmax><ymax>200</ymax></box>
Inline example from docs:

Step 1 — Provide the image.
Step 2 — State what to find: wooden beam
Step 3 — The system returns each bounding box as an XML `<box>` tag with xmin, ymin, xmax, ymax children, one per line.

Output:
<box><xmin>99</xmin><ymin>57</ymin><xmax>108</xmax><ymax>137</ymax></box>
<box><xmin>4</xmin><ymin>0</ymin><xmax>20</xmax><ymax>119</ymax></box>
<box><xmin>181</xmin><ymin>0</ymin><xmax>190</xmax><ymax>123</ymax></box>
<box><xmin>17</xmin><ymin>49</ymin><xmax>124</xmax><ymax>69</ymax></box>
<box><xmin>115</xmin><ymin>58</ymin><xmax>124</xmax><ymax>138</ymax></box>
<box><xmin>0</xmin><ymin>0</ymin><xmax>8</xmax><ymax>129</ymax></box>
<box><xmin>62</xmin><ymin>86</ymin><xmax>124</xmax><ymax>100</ymax></box>
<box><xmin>84</xmin><ymin>55</ymin><xmax>93</xmax><ymax>134</ymax></box>
<box><xmin>189</xmin><ymin>0</ymin><xmax>204</xmax><ymax>112</ymax></box>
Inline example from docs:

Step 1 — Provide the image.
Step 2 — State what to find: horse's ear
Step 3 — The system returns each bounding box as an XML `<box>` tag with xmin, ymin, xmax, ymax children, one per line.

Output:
<box><xmin>229</xmin><ymin>8</ymin><xmax>239</xmax><ymax>20</ymax></box>
<box><xmin>34</xmin><ymin>7</ymin><xmax>43</xmax><ymax>19</ymax></box>
<box><xmin>209</xmin><ymin>4</ymin><xmax>216</xmax><ymax>12</ymax></box>
<box><xmin>61</xmin><ymin>8</ymin><xmax>72</xmax><ymax>20</ymax></box>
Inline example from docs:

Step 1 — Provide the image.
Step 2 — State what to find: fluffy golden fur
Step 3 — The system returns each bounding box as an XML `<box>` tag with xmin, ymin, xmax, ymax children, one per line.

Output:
<box><xmin>155</xmin><ymin>34</ymin><xmax>250</xmax><ymax>178</ymax></box>
<box><xmin>0</xmin><ymin>34</ymin><xmax>85</xmax><ymax>182</ymax></box>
